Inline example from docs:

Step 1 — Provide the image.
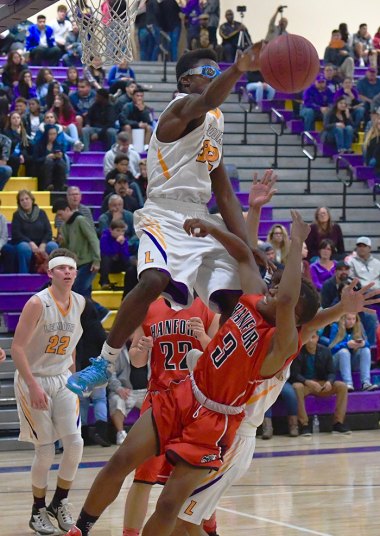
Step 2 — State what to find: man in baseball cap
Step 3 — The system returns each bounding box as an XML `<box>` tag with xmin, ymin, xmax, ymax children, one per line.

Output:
<box><xmin>348</xmin><ymin>236</ymin><xmax>380</xmax><ymax>291</ymax></box>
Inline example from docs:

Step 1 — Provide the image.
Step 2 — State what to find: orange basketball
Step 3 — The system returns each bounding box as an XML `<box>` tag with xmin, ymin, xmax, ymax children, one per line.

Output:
<box><xmin>259</xmin><ymin>34</ymin><xmax>320</xmax><ymax>93</ymax></box>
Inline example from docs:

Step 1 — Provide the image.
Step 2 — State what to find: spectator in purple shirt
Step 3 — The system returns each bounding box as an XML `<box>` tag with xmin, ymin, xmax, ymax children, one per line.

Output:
<box><xmin>99</xmin><ymin>218</ymin><xmax>137</xmax><ymax>291</ymax></box>
<box><xmin>310</xmin><ymin>239</ymin><xmax>337</xmax><ymax>291</ymax></box>
<box><xmin>300</xmin><ymin>75</ymin><xmax>334</xmax><ymax>131</ymax></box>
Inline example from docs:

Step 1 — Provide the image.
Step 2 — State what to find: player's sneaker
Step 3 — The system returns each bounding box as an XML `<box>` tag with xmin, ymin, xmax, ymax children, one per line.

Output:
<box><xmin>65</xmin><ymin>527</ymin><xmax>82</xmax><ymax>536</ymax></box>
<box><xmin>47</xmin><ymin>498</ymin><xmax>74</xmax><ymax>532</ymax></box>
<box><xmin>29</xmin><ymin>506</ymin><xmax>58</xmax><ymax>535</ymax></box>
<box><xmin>66</xmin><ymin>357</ymin><xmax>108</xmax><ymax>397</ymax></box>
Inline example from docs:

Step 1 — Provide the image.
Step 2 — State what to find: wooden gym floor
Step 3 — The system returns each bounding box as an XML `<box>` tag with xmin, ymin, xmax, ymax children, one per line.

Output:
<box><xmin>1</xmin><ymin>430</ymin><xmax>380</xmax><ymax>535</ymax></box>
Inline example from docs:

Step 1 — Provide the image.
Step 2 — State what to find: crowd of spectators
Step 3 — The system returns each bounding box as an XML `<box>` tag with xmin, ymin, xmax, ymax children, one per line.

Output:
<box><xmin>0</xmin><ymin>4</ymin><xmax>379</xmax><ymax>444</ymax></box>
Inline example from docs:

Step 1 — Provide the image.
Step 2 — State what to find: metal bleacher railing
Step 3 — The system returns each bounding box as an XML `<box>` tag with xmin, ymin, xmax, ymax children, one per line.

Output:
<box><xmin>335</xmin><ymin>155</ymin><xmax>355</xmax><ymax>222</ymax></box>
<box><xmin>270</xmin><ymin>108</ymin><xmax>285</xmax><ymax>169</ymax></box>
<box><xmin>301</xmin><ymin>130</ymin><xmax>318</xmax><ymax>194</ymax></box>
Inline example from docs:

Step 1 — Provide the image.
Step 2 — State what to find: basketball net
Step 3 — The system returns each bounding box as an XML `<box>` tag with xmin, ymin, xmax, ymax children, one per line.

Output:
<box><xmin>66</xmin><ymin>0</ymin><xmax>144</xmax><ymax>66</ymax></box>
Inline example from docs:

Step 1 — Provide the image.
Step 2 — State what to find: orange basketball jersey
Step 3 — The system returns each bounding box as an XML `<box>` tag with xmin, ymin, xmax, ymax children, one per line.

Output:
<box><xmin>143</xmin><ymin>297</ymin><xmax>215</xmax><ymax>391</ymax></box>
<box><xmin>193</xmin><ymin>294</ymin><xmax>302</xmax><ymax>406</ymax></box>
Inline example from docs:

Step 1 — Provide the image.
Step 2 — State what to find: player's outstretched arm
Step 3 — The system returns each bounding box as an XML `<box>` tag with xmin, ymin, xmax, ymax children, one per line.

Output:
<box><xmin>246</xmin><ymin>170</ymin><xmax>278</xmax><ymax>246</ymax></box>
<box><xmin>184</xmin><ymin>218</ymin><xmax>266</xmax><ymax>295</ymax></box>
<box><xmin>160</xmin><ymin>43</ymin><xmax>262</xmax><ymax>131</ymax></box>
<box><xmin>262</xmin><ymin>211</ymin><xmax>310</xmax><ymax>375</ymax></box>
<box><xmin>300</xmin><ymin>279</ymin><xmax>380</xmax><ymax>344</ymax></box>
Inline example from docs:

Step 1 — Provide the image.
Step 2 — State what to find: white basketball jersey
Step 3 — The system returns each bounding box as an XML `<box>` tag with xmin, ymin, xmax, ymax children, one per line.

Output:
<box><xmin>146</xmin><ymin>93</ymin><xmax>224</xmax><ymax>204</ymax></box>
<box><xmin>238</xmin><ymin>365</ymin><xmax>290</xmax><ymax>435</ymax></box>
<box><xmin>23</xmin><ymin>287</ymin><xmax>85</xmax><ymax>376</ymax></box>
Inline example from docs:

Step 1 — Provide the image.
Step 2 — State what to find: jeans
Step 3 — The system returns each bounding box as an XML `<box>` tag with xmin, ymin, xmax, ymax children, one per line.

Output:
<box><xmin>246</xmin><ymin>82</ymin><xmax>276</xmax><ymax>106</ymax></box>
<box><xmin>300</xmin><ymin>106</ymin><xmax>323</xmax><ymax>131</ymax></box>
<box><xmin>82</xmin><ymin>126</ymin><xmax>117</xmax><ymax>151</ymax></box>
<box><xmin>79</xmin><ymin>387</ymin><xmax>108</xmax><ymax>426</ymax></box>
<box><xmin>265</xmin><ymin>381</ymin><xmax>298</xmax><ymax>417</ymax></box>
<box><xmin>333</xmin><ymin>347</ymin><xmax>372</xmax><ymax>386</ymax></box>
<box><xmin>73</xmin><ymin>262</ymin><xmax>97</xmax><ymax>297</ymax></box>
<box><xmin>12</xmin><ymin>240</ymin><xmax>58</xmax><ymax>273</ymax></box>
<box><xmin>138</xmin><ymin>25</ymin><xmax>160</xmax><ymax>61</ymax></box>
<box><xmin>63</xmin><ymin>123</ymin><xmax>80</xmax><ymax>146</ymax></box>
<box><xmin>360</xmin><ymin>311</ymin><xmax>377</xmax><ymax>346</ymax></box>
<box><xmin>168</xmin><ymin>25</ymin><xmax>181</xmax><ymax>61</ymax></box>
<box><xmin>351</xmin><ymin>106</ymin><xmax>365</xmax><ymax>131</ymax></box>
<box><xmin>324</xmin><ymin>125</ymin><xmax>354</xmax><ymax>151</ymax></box>
<box><xmin>0</xmin><ymin>165</ymin><xmax>12</xmax><ymax>190</ymax></box>
<box><xmin>40</xmin><ymin>157</ymin><xmax>67</xmax><ymax>190</ymax></box>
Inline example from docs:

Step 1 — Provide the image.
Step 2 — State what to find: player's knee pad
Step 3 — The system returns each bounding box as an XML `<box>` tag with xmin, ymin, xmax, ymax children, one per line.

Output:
<box><xmin>31</xmin><ymin>443</ymin><xmax>55</xmax><ymax>489</ymax></box>
<box><xmin>58</xmin><ymin>433</ymin><xmax>84</xmax><ymax>482</ymax></box>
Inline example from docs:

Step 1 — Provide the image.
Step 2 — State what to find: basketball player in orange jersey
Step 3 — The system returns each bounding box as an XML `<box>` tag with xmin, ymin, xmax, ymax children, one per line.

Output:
<box><xmin>66</xmin><ymin>44</ymin><xmax>267</xmax><ymax>398</ymax></box>
<box><xmin>123</xmin><ymin>297</ymin><xmax>219</xmax><ymax>536</ymax></box>
<box><xmin>66</xmin><ymin>210</ymin><xmax>379</xmax><ymax>536</ymax></box>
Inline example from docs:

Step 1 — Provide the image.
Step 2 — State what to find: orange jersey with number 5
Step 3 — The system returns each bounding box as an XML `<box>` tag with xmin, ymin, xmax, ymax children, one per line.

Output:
<box><xmin>143</xmin><ymin>297</ymin><xmax>215</xmax><ymax>391</ymax></box>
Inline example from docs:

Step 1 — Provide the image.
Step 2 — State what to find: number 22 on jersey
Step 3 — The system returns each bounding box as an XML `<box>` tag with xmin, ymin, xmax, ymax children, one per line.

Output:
<box><xmin>45</xmin><ymin>335</ymin><xmax>70</xmax><ymax>355</ymax></box>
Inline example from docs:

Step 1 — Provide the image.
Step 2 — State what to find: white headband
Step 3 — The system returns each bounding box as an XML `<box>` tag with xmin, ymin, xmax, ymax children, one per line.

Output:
<box><xmin>48</xmin><ymin>256</ymin><xmax>77</xmax><ymax>270</ymax></box>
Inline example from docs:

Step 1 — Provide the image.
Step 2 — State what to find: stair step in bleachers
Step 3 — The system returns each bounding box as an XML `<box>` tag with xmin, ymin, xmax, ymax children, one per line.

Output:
<box><xmin>0</xmin><ymin>191</ymin><xmax>50</xmax><ymax>205</ymax></box>
<box><xmin>91</xmin><ymin>290</ymin><xmax>123</xmax><ymax>309</ymax></box>
<box><xmin>3</xmin><ymin>177</ymin><xmax>37</xmax><ymax>191</ymax></box>
<box><xmin>0</xmin><ymin>274</ymin><xmax>48</xmax><ymax>292</ymax></box>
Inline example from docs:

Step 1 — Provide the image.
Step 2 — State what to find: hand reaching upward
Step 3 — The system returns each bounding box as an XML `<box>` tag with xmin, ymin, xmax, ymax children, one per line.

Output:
<box><xmin>248</xmin><ymin>169</ymin><xmax>278</xmax><ymax>209</ymax></box>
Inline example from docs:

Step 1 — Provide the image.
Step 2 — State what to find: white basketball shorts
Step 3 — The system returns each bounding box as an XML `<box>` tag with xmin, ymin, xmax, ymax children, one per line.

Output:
<box><xmin>134</xmin><ymin>198</ymin><xmax>241</xmax><ymax>312</ymax></box>
<box><xmin>15</xmin><ymin>370</ymin><xmax>80</xmax><ymax>445</ymax></box>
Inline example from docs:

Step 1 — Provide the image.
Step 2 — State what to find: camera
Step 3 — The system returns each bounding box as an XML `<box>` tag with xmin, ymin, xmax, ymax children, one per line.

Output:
<box><xmin>237</xmin><ymin>5</ymin><xmax>247</xmax><ymax>13</ymax></box>
<box><xmin>278</xmin><ymin>5</ymin><xmax>287</xmax><ymax>12</ymax></box>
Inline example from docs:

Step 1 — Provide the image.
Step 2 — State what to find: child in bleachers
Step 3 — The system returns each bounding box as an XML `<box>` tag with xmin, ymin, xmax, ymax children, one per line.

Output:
<box><xmin>99</xmin><ymin>218</ymin><xmax>137</xmax><ymax>291</ymax></box>
<box><xmin>104</xmin><ymin>153</ymin><xmax>135</xmax><ymax>197</ymax></box>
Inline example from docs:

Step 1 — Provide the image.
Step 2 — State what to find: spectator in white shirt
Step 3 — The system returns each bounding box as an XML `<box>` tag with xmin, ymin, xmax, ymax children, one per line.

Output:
<box><xmin>49</xmin><ymin>5</ymin><xmax>73</xmax><ymax>56</ymax></box>
<box><xmin>348</xmin><ymin>236</ymin><xmax>380</xmax><ymax>291</ymax></box>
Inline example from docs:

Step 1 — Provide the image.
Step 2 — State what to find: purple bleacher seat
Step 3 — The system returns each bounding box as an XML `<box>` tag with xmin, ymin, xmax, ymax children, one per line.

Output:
<box><xmin>90</xmin><ymin>140</ymin><xmax>107</xmax><ymax>151</ymax></box>
<box><xmin>355</xmin><ymin>166</ymin><xmax>378</xmax><ymax>181</ymax></box>
<box><xmin>288</xmin><ymin>119</ymin><xmax>304</xmax><ymax>134</ymax></box>
<box><xmin>80</xmin><ymin>192</ymin><xmax>103</xmax><ymax>205</ymax></box>
<box><xmin>68</xmin><ymin>151</ymin><xmax>105</xmax><ymax>165</ymax></box>
<box><xmin>333</xmin><ymin>153</ymin><xmax>363</xmax><ymax>166</ymax></box>
<box><xmin>318</xmin><ymin>142</ymin><xmax>336</xmax><ymax>157</ymax></box>
<box><xmin>261</xmin><ymin>99</ymin><xmax>285</xmax><ymax>112</ymax></box>
<box><xmin>0</xmin><ymin>274</ymin><xmax>48</xmax><ymax>292</ymax></box>
<box><xmin>272</xmin><ymin>389</ymin><xmax>380</xmax><ymax>417</ymax></box>
<box><xmin>3</xmin><ymin>312</ymin><xmax>19</xmax><ymax>332</ymax></box>
<box><xmin>272</xmin><ymin>109</ymin><xmax>293</xmax><ymax>122</ymax></box>
<box><xmin>0</xmin><ymin>292</ymin><xmax>31</xmax><ymax>311</ymax></box>
<box><xmin>70</xmin><ymin>164</ymin><xmax>104</xmax><ymax>177</ymax></box>
<box><xmin>92</xmin><ymin>207</ymin><xmax>102</xmax><ymax>220</ymax></box>
<box><xmin>68</xmin><ymin>178</ymin><xmax>104</xmax><ymax>191</ymax></box>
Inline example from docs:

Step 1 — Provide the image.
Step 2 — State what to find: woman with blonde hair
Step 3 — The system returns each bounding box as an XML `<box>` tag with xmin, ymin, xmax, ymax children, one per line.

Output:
<box><xmin>266</xmin><ymin>224</ymin><xmax>290</xmax><ymax>264</ymax></box>
<box><xmin>329</xmin><ymin>313</ymin><xmax>377</xmax><ymax>392</ymax></box>
<box><xmin>363</xmin><ymin>111</ymin><xmax>380</xmax><ymax>175</ymax></box>
<box><xmin>305</xmin><ymin>206</ymin><xmax>345</xmax><ymax>261</ymax></box>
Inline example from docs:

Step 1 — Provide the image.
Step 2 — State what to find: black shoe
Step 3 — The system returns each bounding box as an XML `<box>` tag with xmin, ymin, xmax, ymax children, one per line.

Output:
<box><xmin>332</xmin><ymin>422</ymin><xmax>352</xmax><ymax>435</ymax></box>
<box><xmin>89</xmin><ymin>420</ymin><xmax>111</xmax><ymax>447</ymax></box>
<box><xmin>299</xmin><ymin>424</ymin><xmax>312</xmax><ymax>436</ymax></box>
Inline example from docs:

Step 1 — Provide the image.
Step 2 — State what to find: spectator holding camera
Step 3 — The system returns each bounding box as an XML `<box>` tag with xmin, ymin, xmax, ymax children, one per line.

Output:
<box><xmin>348</xmin><ymin>236</ymin><xmax>380</xmax><ymax>293</ymax></box>
<box><xmin>329</xmin><ymin>313</ymin><xmax>377</xmax><ymax>391</ymax></box>
<box><xmin>322</xmin><ymin>97</ymin><xmax>354</xmax><ymax>154</ymax></box>
<box><xmin>265</xmin><ymin>5</ymin><xmax>288</xmax><ymax>42</ymax></box>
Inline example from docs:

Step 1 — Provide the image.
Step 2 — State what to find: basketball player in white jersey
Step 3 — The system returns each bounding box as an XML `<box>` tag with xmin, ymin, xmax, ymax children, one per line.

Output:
<box><xmin>66</xmin><ymin>44</ymin><xmax>266</xmax><ymax>397</ymax></box>
<box><xmin>11</xmin><ymin>248</ymin><xmax>85</xmax><ymax>535</ymax></box>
